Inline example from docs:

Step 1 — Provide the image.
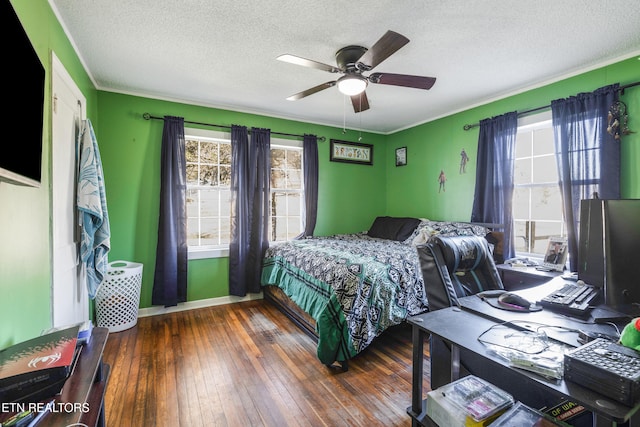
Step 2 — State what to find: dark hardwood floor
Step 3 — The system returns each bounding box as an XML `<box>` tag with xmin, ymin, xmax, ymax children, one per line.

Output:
<box><xmin>103</xmin><ymin>300</ymin><xmax>431</xmax><ymax>426</ymax></box>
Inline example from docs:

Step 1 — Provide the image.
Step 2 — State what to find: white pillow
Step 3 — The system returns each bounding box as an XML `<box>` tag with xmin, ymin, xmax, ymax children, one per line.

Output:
<box><xmin>411</xmin><ymin>225</ymin><xmax>438</xmax><ymax>246</ymax></box>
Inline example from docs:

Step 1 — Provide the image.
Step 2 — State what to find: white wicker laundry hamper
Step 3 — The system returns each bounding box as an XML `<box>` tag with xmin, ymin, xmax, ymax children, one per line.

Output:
<box><xmin>95</xmin><ymin>260</ymin><xmax>143</xmax><ymax>333</ymax></box>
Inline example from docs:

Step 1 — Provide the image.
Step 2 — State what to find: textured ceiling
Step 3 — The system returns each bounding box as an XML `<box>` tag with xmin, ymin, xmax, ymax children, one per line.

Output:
<box><xmin>49</xmin><ymin>0</ymin><xmax>640</xmax><ymax>134</ymax></box>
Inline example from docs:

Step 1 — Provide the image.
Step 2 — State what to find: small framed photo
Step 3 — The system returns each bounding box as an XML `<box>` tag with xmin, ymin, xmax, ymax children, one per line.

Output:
<box><xmin>542</xmin><ymin>237</ymin><xmax>568</xmax><ymax>271</ymax></box>
<box><xmin>395</xmin><ymin>147</ymin><xmax>407</xmax><ymax>167</ymax></box>
<box><xmin>330</xmin><ymin>139</ymin><xmax>373</xmax><ymax>165</ymax></box>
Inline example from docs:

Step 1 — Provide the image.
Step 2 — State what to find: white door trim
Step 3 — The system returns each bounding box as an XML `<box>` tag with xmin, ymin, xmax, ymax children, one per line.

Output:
<box><xmin>51</xmin><ymin>51</ymin><xmax>88</xmax><ymax>327</ymax></box>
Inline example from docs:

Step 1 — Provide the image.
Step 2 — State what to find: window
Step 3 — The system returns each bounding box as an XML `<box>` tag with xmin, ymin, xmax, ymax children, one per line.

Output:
<box><xmin>513</xmin><ymin>112</ymin><xmax>566</xmax><ymax>257</ymax></box>
<box><xmin>185</xmin><ymin>128</ymin><xmax>303</xmax><ymax>258</ymax></box>
<box><xmin>185</xmin><ymin>129</ymin><xmax>232</xmax><ymax>258</ymax></box>
<box><xmin>270</xmin><ymin>141</ymin><xmax>304</xmax><ymax>241</ymax></box>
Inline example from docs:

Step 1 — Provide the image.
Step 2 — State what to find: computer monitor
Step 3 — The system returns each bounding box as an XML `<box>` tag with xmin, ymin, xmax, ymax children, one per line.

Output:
<box><xmin>578</xmin><ymin>199</ymin><xmax>640</xmax><ymax>308</ymax></box>
<box><xmin>577</xmin><ymin>199</ymin><xmax>605</xmax><ymax>288</ymax></box>
<box><xmin>603</xmin><ymin>199</ymin><xmax>640</xmax><ymax>307</ymax></box>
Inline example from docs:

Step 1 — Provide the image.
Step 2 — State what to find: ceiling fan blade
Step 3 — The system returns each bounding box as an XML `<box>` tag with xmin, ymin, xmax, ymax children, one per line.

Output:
<box><xmin>277</xmin><ymin>54</ymin><xmax>341</xmax><ymax>73</ymax></box>
<box><xmin>368</xmin><ymin>72</ymin><xmax>436</xmax><ymax>90</ymax></box>
<box><xmin>351</xmin><ymin>92</ymin><xmax>370</xmax><ymax>113</ymax></box>
<box><xmin>286</xmin><ymin>81</ymin><xmax>337</xmax><ymax>101</ymax></box>
<box><xmin>356</xmin><ymin>30</ymin><xmax>410</xmax><ymax>70</ymax></box>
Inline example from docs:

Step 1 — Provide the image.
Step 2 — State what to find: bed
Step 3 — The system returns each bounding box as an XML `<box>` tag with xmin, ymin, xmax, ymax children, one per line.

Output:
<box><xmin>260</xmin><ymin>216</ymin><xmax>493</xmax><ymax>368</ymax></box>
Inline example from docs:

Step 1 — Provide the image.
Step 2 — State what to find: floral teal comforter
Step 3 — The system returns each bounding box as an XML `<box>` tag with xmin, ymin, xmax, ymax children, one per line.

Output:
<box><xmin>261</xmin><ymin>233</ymin><xmax>428</xmax><ymax>365</ymax></box>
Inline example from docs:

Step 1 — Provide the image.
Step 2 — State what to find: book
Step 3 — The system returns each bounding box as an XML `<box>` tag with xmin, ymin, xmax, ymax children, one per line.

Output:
<box><xmin>27</xmin><ymin>400</ymin><xmax>54</xmax><ymax>427</ymax></box>
<box><xmin>0</xmin><ymin>325</ymin><xmax>79</xmax><ymax>403</ymax></box>
<box><xmin>490</xmin><ymin>401</ymin><xmax>570</xmax><ymax>426</ymax></box>
<box><xmin>41</xmin><ymin>320</ymin><xmax>93</xmax><ymax>346</ymax></box>
<box><xmin>542</xmin><ymin>399</ymin><xmax>587</xmax><ymax>423</ymax></box>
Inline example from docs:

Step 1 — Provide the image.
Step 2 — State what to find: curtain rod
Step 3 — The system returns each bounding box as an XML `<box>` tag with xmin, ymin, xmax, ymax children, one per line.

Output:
<box><xmin>462</xmin><ymin>81</ymin><xmax>640</xmax><ymax>131</ymax></box>
<box><xmin>142</xmin><ymin>113</ymin><xmax>326</xmax><ymax>142</ymax></box>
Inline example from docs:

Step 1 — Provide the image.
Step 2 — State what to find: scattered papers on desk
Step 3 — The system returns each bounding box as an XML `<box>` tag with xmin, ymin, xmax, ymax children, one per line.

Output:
<box><xmin>487</xmin><ymin>340</ymin><xmax>569</xmax><ymax>380</ymax></box>
<box><xmin>479</xmin><ymin>325</ymin><xmax>573</xmax><ymax>380</ymax></box>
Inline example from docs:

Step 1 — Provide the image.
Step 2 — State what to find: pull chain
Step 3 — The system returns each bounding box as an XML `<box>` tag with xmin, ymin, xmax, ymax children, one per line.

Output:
<box><xmin>358</xmin><ymin>95</ymin><xmax>363</xmax><ymax>141</ymax></box>
<box><xmin>342</xmin><ymin>95</ymin><xmax>347</xmax><ymax>134</ymax></box>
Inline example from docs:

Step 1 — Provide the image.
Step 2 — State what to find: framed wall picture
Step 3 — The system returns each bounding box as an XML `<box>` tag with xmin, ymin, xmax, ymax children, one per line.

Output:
<box><xmin>330</xmin><ymin>139</ymin><xmax>373</xmax><ymax>165</ymax></box>
<box><xmin>395</xmin><ymin>147</ymin><xmax>407</xmax><ymax>166</ymax></box>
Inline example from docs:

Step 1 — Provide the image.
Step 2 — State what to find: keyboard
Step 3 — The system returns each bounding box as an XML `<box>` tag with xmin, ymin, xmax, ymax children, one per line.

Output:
<box><xmin>538</xmin><ymin>282</ymin><xmax>600</xmax><ymax>316</ymax></box>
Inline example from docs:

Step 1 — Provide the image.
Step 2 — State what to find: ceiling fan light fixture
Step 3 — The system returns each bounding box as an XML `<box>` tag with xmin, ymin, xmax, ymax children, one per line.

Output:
<box><xmin>337</xmin><ymin>75</ymin><xmax>367</xmax><ymax>96</ymax></box>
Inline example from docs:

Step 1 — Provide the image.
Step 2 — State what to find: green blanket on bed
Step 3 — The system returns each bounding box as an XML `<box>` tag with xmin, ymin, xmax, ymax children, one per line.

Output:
<box><xmin>261</xmin><ymin>233</ymin><xmax>428</xmax><ymax>365</ymax></box>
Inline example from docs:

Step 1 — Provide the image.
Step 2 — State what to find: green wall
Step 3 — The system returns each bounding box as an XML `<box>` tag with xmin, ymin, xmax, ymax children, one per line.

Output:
<box><xmin>96</xmin><ymin>93</ymin><xmax>388</xmax><ymax>307</ymax></box>
<box><xmin>98</xmin><ymin>56</ymin><xmax>639</xmax><ymax>310</ymax></box>
<box><xmin>1</xmin><ymin>0</ymin><xmax>638</xmax><ymax>348</ymax></box>
<box><xmin>0</xmin><ymin>0</ymin><xmax>98</xmax><ymax>348</ymax></box>
<box><xmin>385</xmin><ymin>56</ymin><xmax>640</xmax><ymax>220</ymax></box>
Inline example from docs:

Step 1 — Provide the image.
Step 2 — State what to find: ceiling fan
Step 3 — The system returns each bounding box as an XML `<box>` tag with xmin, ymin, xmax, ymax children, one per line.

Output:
<box><xmin>277</xmin><ymin>30</ymin><xmax>436</xmax><ymax>113</ymax></box>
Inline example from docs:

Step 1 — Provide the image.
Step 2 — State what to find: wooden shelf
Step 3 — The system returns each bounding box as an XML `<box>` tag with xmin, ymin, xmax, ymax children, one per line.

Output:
<box><xmin>0</xmin><ymin>327</ymin><xmax>110</xmax><ymax>427</ymax></box>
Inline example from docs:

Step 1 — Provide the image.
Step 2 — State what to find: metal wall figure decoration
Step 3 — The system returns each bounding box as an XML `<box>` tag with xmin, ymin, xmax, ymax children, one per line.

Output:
<box><xmin>607</xmin><ymin>101</ymin><xmax>634</xmax><ymax>141</ymax></box>
<box><xmin>438</xmin><ymin>169</ymin><xmax>446</xmax><ymax>193</ymax></box>
<box><xmin>460</xmin><ymin>148</ymin><xmax>469</xmax><ymax>173</ymax></box>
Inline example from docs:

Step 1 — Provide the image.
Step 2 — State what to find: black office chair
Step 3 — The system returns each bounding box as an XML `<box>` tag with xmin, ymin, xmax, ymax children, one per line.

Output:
<box><xmin>417</xmin><ymin>235</ymin><xmax>504</xmax><ymax>311</ymax></box>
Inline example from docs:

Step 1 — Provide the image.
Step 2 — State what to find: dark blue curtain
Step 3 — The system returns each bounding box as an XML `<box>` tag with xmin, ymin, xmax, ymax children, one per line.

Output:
<box><xmin>229</xmin><ymin>125</ymin><xmax>250</xmax><ymax>296</ymax></box>
<box><xmin>247</xmin><ymin>128</ymin><xmax>271</xmax><ymax>293</ymax></box>
<box><xmin>551</xmin><ymin>83</ymin><xmax>620</xmax><ymax>271</ymax></box>
<box><xmin>152</xmin><ymin>116</ymin><xmax>187</xmax><ymax>307</ymax></box>
<box><xmin>229</xmin><ymin>126</ymin><xmax>271</xmax><ymax>296</ymax></box>
<box><xmin>301</xmin><ymin>134</ymin><xmax>319</xmax><ymax>237</ymax></box>
<box><xmin>471</xmin><ymin>112</ymin><xmax>518</xmax><ymax>260</ymax></box>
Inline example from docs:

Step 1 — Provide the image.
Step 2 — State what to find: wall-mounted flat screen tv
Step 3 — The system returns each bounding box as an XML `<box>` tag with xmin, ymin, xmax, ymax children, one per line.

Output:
<box><xmin>0</xmin><ymin>0</ymin><xmax>45</xmax><ymax>187</ymax></box>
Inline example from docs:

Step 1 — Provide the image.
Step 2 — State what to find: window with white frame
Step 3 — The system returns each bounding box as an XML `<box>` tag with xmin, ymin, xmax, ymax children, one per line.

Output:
<box><xmin>185</xmin><ymin>129</ymin><xmax>232</xmax><ymax>256</ymax></box>
<box><xmin>185</xmin><ymin>128</ymin><xmax>304</xmax><ymax>258</ymax></box>
<box><xmin>269</xmin><ymin>141</ymin><xmax>304</xmax><ymax>241</ymax></box>
<box><xmin>513</xmin><ymin>112</ymin><xmax>566</xmax><ymax>257</ymax></box>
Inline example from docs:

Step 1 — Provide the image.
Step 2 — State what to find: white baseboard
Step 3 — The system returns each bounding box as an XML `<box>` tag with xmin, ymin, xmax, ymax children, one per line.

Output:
<box><xmin>137</xmin><ymin>292</ymin><xmax>264</xmax><ymax>318</ymax></box>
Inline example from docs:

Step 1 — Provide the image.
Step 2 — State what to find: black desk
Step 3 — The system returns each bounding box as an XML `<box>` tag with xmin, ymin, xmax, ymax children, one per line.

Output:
<box><xmin>497</xmin><ymin>263</ymin><xmax>561</xmax><ymax>290</ymax></box>
<box><xmin>407</xmin><ymin>280</ymin><xmax>640</xmax><ymax>427</ymax></box>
